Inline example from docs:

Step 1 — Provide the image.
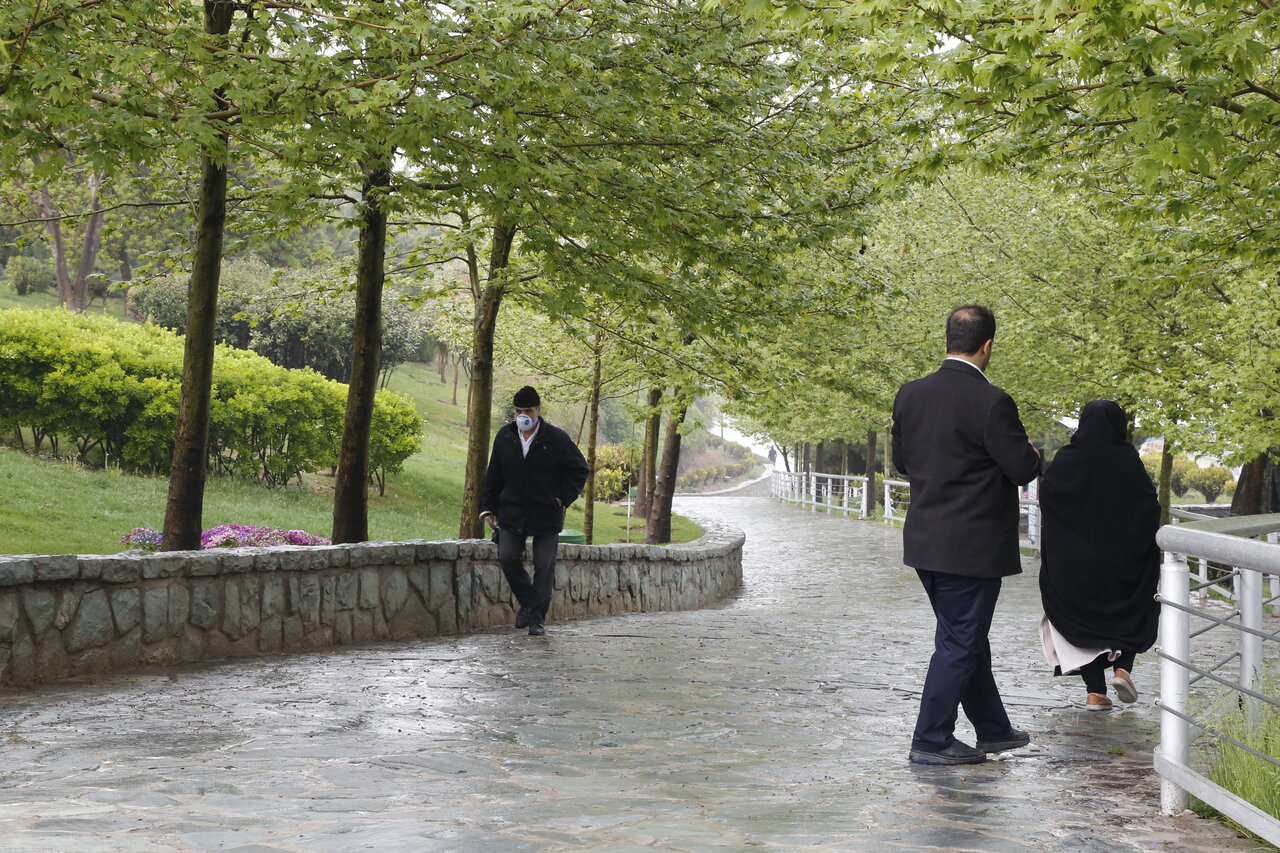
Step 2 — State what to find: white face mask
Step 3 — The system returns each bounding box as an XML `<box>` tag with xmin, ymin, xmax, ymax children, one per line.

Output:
<box><xmin>515</xmin><ymin>413</ymin><xmax>536</xmax><ymax>431</ymax></box>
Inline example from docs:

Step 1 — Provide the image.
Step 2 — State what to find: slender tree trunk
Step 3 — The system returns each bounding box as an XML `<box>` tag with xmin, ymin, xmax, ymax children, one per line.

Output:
<box><xmin>635</xmin><ymin>387</ymin><xmax>662</xmax><ymax>518</ymax></box>
<box><xmin>802</xmin><ymin>442</ymin><xmax>811</xmax><ymax>475</ymax></box>
<box><xmin>161</xmin><ymin>0</ymin><xmax>233</xmax><ymax>551</ymax></box>
<box><xmin>582</xmin><ymin>334</ymin><xmax>604</xmax><ymax>544</ymax></box>
<box><xmin>646</xmin><ymin>398</ymin><xmax>689</xmax><ymax>544</ymax></box>
<box><xmin>437</xmin><ymin>341</ymin><xmax>448</xmax><ymax>383</ymax></box>
<box><xmin>332</xmin><ymin>162</ymin><xmax>391</xmax><ymax>544</ymax></box>
<box><xmin>1157</xmin><ymin>441</ymin><xmax>1174</xmax><ymax>528</ymax></box>
<box><xmin>458</xmin><ymin>220</ymin><xmax>515</xmax><ymax>538</ymax></box>
<box><xmin>778</xmin><ymin>445</ymin><xmax>790</xmax><ymax>473</ymax></box>
<box><xmin>865</xmin><ymin>428</ymin><xmax>878</xmax><ymax>515</ymax></box>
<box><xmin>451</xmin><ymin>357</ymin><xmax>459</xmax><ymax>406</ymax></box>
<box><xmin>36</xmin><ymin>186</ymin><xmax>74</xmax><ymax>309</ymax></box>
<box><xmin>73</xmin><ymin>171</ymin><xmax>106</xmax><ymax>309</ymax></box>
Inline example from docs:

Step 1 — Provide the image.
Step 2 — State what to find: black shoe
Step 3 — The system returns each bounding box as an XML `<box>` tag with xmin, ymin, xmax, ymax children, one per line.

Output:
<box><xmin>976</xmin><ymin>727</ymin><xmax>1031</xmax><ymax>754</ymax></box>
<box><xmin>528</xmin><ymin>622</ymin><xmax>546</xmax><ymax>636</ymax></box>
<box><xmin>909</xmin><ymin>741</ymin><xmax>986</xmax><ymax>765</ymax></box>
<box><xmin>514</xmin><ymin>608</ymin><xmax>531</xmax><ymax>629</ymax></box>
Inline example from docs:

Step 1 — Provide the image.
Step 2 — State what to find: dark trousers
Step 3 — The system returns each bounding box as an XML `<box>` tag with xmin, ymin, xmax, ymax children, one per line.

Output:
<box><xmin>1079</xmin><ymin>650</ymin><xmax>1137</xmax><ymax>694</ymax></box>
<box><xmin>498</xmin><ymin>529</ymin><xmax>558</xmax><ymax>622</ymax></box>
<box><xmin>913</xmin><ymin>569</ymin><xmax>1012</xmax><ymax>752</ymax></box>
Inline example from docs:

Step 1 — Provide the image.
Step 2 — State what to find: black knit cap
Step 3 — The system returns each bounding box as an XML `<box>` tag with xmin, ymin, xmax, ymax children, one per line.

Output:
<box><xmin>513</xmin><ymin>385</ymin><xmax>541</xmax><ymax>407</ymax></box>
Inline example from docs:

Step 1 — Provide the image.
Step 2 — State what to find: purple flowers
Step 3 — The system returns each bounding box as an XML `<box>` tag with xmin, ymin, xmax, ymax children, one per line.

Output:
<box><xmin>119</xmin><ymin>525</ymin><xmax>331</xmax><ymax>551</ymax></box>
<box><xmin>119</xmin><ymin>527</ymin><xmax>165</xmax><ymax>551</ymax></box>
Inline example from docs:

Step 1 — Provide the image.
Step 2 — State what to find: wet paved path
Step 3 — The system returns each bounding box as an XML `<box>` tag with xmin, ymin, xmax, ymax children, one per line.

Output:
<box><xmin>0</xmin><ymin>496</ymin><xmax>1269</xmax><ymax>851</ymax></box>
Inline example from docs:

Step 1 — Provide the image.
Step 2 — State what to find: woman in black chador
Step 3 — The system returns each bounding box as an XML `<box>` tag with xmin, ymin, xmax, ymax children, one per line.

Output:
<box><xmin>1039</xmin><ymin>400</ymin><xmax>1161</xmax><ymax>711</ymax></box>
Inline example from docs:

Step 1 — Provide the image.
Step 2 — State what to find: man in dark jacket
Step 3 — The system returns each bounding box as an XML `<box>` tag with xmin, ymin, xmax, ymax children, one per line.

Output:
<box><xmin>891</xmin><ymin>305</ymin><xmax>1042</xmax><ymax>765</ymax></box>
<box><xmin>480</xmin><ymin>386</ymin><xmax>589</xmax><ymax>636</ymax></box>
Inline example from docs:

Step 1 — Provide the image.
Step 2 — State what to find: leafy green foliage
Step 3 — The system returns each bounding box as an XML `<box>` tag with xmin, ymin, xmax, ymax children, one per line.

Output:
<box><xmin>2</xmin><ymin>256</ymin><xmax>53</xmax><ymax>296</ymax></box>
<box><xmin>0</xmin><ymin>309</ymin><xmax>420</xmax><ymax>484</ymax></box>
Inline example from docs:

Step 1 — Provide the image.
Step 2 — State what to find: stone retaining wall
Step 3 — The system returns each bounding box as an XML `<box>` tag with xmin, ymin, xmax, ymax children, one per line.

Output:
<box><xmin>0</xmin><ymin>522</ymin><xmax>744</xmax><ymax>687</ymax></box>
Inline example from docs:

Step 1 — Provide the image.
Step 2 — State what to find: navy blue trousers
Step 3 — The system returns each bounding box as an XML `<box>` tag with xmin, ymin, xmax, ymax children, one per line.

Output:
<box><xmin>912</xmin><ymin>569</ymin><xmax>1013</xmax><ymax>752</ymax></box>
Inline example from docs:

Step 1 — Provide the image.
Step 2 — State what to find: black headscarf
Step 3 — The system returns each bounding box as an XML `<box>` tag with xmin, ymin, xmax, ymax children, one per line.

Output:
<box><xmin>1039</xmin><ymin>400</ymin><xmax>1161</xmax><ymax>651</ymax></box>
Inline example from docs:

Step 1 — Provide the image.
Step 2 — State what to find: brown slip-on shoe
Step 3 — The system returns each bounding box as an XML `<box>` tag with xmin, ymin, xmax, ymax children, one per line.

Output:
<box><xmin>1111</xmin><ymin>669</ymin><xmax>1139</xmax><ymax>704</ymax></box>
<box><xmin>1086</xmin><ymin>692</ymin><xmax>1113</xmax><ymax>711</ymax></box>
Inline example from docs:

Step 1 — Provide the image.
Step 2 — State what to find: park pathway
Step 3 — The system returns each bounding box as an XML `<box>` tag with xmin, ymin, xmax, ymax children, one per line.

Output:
<box><xmin>0</xmin><ymin>496</ymin><xmax>1269</xmax><ymax>851</ymax></box>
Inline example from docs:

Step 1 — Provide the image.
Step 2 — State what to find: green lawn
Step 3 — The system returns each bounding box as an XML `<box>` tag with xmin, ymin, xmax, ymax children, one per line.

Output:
<box><xmin>0</xmin><ymin>359</ymin><xmax>701</xmax><ymax>554</ymax></box>
<box><xmin>0</xmin><ymin>288</ymin><xmax>128</xmax><ymax>317</ymax></box>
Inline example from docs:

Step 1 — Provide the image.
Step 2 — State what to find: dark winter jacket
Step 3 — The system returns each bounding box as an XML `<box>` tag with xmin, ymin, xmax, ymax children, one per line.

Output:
<box><xmin>479</xmin><ymin>419</ymin><xmax>589</xmax><ymax>536</ymax></box>
<box><xmin>891</xmin><ymin>359</ymin><xmax>1042</xmax><ymax>578</ymax></box>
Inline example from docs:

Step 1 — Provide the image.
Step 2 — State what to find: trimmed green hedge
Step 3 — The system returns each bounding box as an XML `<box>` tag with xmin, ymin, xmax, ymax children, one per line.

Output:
<box><xmin>0</xmin><ymin>309</ymin><xmax>422</xmax><ymax>486</ymax></box>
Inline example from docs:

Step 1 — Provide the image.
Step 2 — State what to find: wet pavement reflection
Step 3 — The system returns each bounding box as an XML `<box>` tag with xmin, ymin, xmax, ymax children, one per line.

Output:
<box><xmin>0</xmin><ymin>496</ymin><xmax>1268</xmax><ymax>851</ymax></box>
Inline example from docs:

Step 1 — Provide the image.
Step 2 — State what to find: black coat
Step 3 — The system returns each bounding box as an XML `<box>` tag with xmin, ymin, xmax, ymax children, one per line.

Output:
<box><xmin>480</xmin><ymin>419</ymin><xmax>589</xmax><ymax>536</ymax></box>
<box><xmin>891</xmin><ymin>360</ymin><xmax>1042</xmax><ymax>578</ymax></box>
<box><xmin>1039</xmin><ymin>400</ymin><xmax>1160</xmax><ymax>651</ymax></box>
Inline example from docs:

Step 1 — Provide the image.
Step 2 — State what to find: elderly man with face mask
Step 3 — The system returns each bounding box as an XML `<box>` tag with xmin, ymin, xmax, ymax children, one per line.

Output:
<box><xmin>480</xmin><ymin>386</ymin><xmax>589</xmax><ymax>636</ymax></box>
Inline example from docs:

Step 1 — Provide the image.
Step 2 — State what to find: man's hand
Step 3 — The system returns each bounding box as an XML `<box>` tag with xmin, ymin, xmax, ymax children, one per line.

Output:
<box><xmin>482</xmin><ymin>513</ymin><xmax>497</xmax><ymax>531</ymax></box>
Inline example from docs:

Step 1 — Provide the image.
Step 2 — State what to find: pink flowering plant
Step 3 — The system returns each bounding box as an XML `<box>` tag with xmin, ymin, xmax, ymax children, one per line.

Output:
<box><xmin>119</xmin><ymin>525</ymin><xmax>330</xmax><ymax>551</ymax></box>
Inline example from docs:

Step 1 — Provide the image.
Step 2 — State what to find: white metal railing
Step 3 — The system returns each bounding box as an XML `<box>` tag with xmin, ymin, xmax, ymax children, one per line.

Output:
<box><xmin>1155</xmin><ymin>512</ymin><xmax>1280</xmax><ymax>845</ymax></box>
<box><xmin>770</xmin><ymin>471</ymin><xmax>1038</xmax><ymax>550</ymax></box>
<box><xmin>770</xmin><ymin>471</ymin><xmax>870</xmax><ymax>517</ymax></box>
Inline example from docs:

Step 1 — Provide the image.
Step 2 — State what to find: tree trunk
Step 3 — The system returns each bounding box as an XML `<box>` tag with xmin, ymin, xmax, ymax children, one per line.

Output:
<box><xmin>802</xmin><ymin>442</ymin><xmax>811</xmax><ymax>475</ymax></box>
<box><xmin>646</xmin><ymin>398</ymin><xmax>689</xmax><ymax>544</ymax></box>
<box><xmin>1231</xmin><ymin>451</ymin><xmax>1279</xmax><ymax>515</ymax></box>
<box><xmin>451</xmin><ymin>357</ymin><xmax>460</xmax><ymax>406</ymax></box>
<box><xmin>635</xmin><ymin>387</ymin><xmax>662</xmax><ymax>518</ymax></box>
<box><xmin>36</xmin><ymin>185</ymin><xmax>75</xmax><ymax>309</ymax></box>
<box><xmin>457</xmin><ymin>221</ymin><xmax>515</xmax><ymax>539</ymax></box>
<box><xmin>331</xmin><ymin>162</ymin><xmax>391</xmax><ymax>544</ymax></box>
<box><xmin>1157</xmin><ymin>441</ymin><xmax>1173</xmax><ymax>528</ymax></box>
<box><xmin>865</xmin><ymin>428</ymin><xmax>878</xmax><ymax>515</ymax></box>
<box><xmin>778</xmin><ymin>444</ymin><xmax>791</xmax><ymax>473</ymax></box>
<box><xmin>161</xmin><ymin>0</ymin><xmax>234</xmax><ymax>551</ymax></box>
<box><xmin>582</xmin><ymin>334</ymin><xmax>603</xmax><ymax>544</ymax></box>
<box><xmin>437</xmin><ymin>341</ymin><xmax>448</xmax><ymax>383</ymax></box>
<box><xmin>73</xmin><ymin>171</ymin><xmax>106</xmax><ymax>309</ymax></box>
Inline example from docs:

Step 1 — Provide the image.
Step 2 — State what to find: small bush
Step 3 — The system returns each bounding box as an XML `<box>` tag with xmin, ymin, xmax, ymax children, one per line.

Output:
<box><xmin>4</xmin><ymin>256</ymin><xmax>54</xmax><ymax>296</ymax></box>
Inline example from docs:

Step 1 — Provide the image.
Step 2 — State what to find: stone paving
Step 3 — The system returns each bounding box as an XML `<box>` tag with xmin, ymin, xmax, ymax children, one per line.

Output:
<box><xmin>0</xmin><ymin>496</ymin><xmax>1270</xmax><ymax>851</ymax></box>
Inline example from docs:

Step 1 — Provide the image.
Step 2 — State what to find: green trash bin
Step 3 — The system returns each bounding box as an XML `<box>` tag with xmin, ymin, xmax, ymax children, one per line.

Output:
<box><xmin>559</xmin><ymin>528</ymin><xmax>585</xmax><ymax>544</ymax></box>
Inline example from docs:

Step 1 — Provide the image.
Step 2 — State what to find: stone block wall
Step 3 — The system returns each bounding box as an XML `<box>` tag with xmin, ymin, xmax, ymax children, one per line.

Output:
<box><xmin>0</xmin><ymin>522</ymin><xmax>743</xmax><ymax>687</ymax></box>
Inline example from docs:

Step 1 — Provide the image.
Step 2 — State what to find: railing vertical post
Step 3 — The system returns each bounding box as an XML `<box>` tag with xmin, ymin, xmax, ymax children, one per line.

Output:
<box><xmin>860</xmin><ymin>477</ymin><xmax>869</xmax><ymax>519</ymax></box>
<box><xmin>1240</xmin><ymin>565</ymin><xmax>1263</xmax><ymax>726</ymax></box>
<box><xmin>883</xmin><ymin>480</ymin><xmax>892</xmax><ymax>523</ymax></box>
<box><xmin>841</xmin><ymin>477</ymin><xmax>849</xmax><ymax>514</ymax></box>
<box><xmin>1270</xmin><ymin>535</ymin><xmax>1280</xmax><ymax>617</ymax></box>
<box><xmin>809</xmin><ymin>472</ymin><xmax>817</xmax><ymax>512</ymax></box>
<box><xmin>1159</xmin><ymin>549</ymin><xmax>1191</xmax><ymax>814</ymax></box>
<box><xmin>1027</xmin><ymin>479</ymin><xmax>1040</xmax><ymax>549</ymax></box>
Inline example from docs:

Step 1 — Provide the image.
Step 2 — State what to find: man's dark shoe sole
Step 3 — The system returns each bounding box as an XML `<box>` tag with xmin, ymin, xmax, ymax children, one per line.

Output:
<box><xmin>514</xmin><ymin>609</ymin><xmax>531</xmax><ymax>629</ymax></box>
<box><xmin>909</xmin><ymin>746</ymin><xmax>986</xmax><ymax>765</ymax></box>
<box><xmin>528</xmin><ymin>623</ymin><xmax>546</xmax><ymax>636</ymax></box>
<box><xmin>976</xmin><ymin>729</ymin><xmax>1031</xmax><ymax>753</ymax></box>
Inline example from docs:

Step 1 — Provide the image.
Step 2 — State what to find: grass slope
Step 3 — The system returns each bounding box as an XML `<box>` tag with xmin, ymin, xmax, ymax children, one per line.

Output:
<box><xmin>0</xmin><ymin>360</ymin><xmax>700</xmax><ymax>554</ymax></box>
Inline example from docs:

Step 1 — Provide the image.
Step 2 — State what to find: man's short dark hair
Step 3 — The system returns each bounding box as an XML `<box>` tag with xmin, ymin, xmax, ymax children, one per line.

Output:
<box><xmin>946</xmin><ymin>305</ymin><xmax>996</xmax><ymax>355</ymax></box>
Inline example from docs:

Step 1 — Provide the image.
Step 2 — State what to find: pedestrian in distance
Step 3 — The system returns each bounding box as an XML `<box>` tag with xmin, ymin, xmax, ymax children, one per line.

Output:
<box><xmin>891</xmin><ymin>304</ymin><xmax>1043</xmax><ymax>765</ymax></box>
<box><xmin>1038</xmin><ymin>399</ymin><xmax>1160</xmax><ymax>711</ymax></box>
<box><xmin>480</xmin><ymin>386</ymin><xmax>589</xmax><ymax>636</ymax></box>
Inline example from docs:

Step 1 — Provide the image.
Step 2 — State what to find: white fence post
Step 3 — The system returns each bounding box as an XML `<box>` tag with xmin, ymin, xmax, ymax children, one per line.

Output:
<box><xmin>1240</xmin><ymin>565</ymin><xmax>1263</xmax><ymax>726</ymax></box>
<box><xmin>1159</xmin><ymin>548</ymin><xmax>1191</xmax><ymax>814</ymax></box>
<box><xmin>861</xmin><ymin>478</ymin><xmax>869</xmax><ymax>519</ymax></box>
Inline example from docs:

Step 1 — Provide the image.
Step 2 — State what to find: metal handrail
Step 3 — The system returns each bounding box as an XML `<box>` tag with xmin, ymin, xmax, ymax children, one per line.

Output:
<box><xmin>772</xmin><ymin>472</ymin><xmax>1040</xmax><ymax>550</ymax></box>
<box><xmin>1155</xmin><ymin>513</ymin><xmax>1280</xmax><ymax>845</ymax></box>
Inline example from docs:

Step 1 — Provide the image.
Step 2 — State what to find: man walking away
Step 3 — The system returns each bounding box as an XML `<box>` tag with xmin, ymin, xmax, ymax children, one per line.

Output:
<box><xmin>891</xmin><ymin>305</ymin><xmax>1042</xmax><ymax>765</ymax></box>
<box><xmin>480</xmin><ymin>386</ymin><xmax>589</xmax><ymax>636</ymax></box>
